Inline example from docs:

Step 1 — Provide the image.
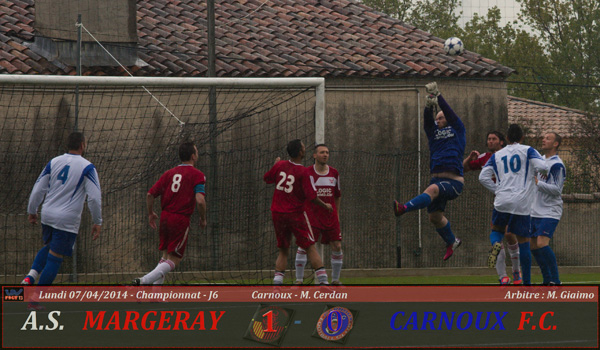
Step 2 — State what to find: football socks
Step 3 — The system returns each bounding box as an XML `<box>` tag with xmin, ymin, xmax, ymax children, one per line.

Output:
<box><xmin>518</xmin><ymin>242</ymin><xmax>531</xmax><ymax>285</ymax></box>
<box><xmin>541</xmin><ymin>245</ymin><xmax>560</xmax><ymax>284</ymax></box>
<box><xmin>507</xmin><ymin>243</ymin><xmax>521</xmax><ymax>273</ymax></box>
<box><xmin>294</xmin><ymin>248</ymin><xmax>307</xmax><ymax>282</ymax></box>
<box><xmin>489</xmin><ymin>230</ymin><xmax>504</xmax><ymax>246</ymax></box>
<box><xmin>495</xmin><ymin>247</ymin><xmax>507</xmax><ymax>279</ymax></box>
<box><xmin>331</xmin><ymin>250</ymin><xmax>343</xmax><ymax>282</ymax></box>
<box><xmin>531</xmin><ymin>248</ymin><xmax>551</xmax><ymax>285</ymax></box>
<box><xmin>404</xmin><ymin>193</ymin><xmax>432</xmax><ymax>213</ymax></box>
<box><xmin>31</xmin><ymin>245</ymin><xmax>50</xmax><ymax>276</ymax></box>
<box><xmin>37</xmin><ymin>254</ymin><xmax>63</xmax><ymax>285</ymax></box>
<box><xmin>141</xmin><ymin>259</ymin><xmax>175</xmax><ymax>285</ymax></box>
<box><xmin>273</xmin><ymin>270</ymin><xmax>285</xmax><ymax>285</ymax></box>
<box><xmin>315</xmin><ymin>267</ymin><xmax>329</xmax><ymax>285</ymax></box>
<box><xmin>436</xmin><ymin>221</ymin><xmax>456</xmax><ymax>246</ymax></box>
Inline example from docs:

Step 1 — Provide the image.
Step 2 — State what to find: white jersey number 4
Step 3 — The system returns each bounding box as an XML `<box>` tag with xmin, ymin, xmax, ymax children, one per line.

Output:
<box><xmin>57</xmin><ymin>165</ymin><xmax>70</xmax><ymax>184</ymax></box>
<box><xmin>276</xmin><ymin>172</ymin><xmax>295</xmax><ymax>193</ymax></box>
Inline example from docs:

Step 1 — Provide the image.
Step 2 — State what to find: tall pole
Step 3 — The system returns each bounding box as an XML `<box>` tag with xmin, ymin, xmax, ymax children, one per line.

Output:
<box><xmin>75</xmin><ymin>14</ymin><xmax>81</xmax><ymax>131</ymax></box>
<box><xmin>71</xmin><ymin>14</ymin><xmax>82</xmax><ymax>283</ymax></box>
<box><xmin>207</xmin><ymin>0</ymin><xmax>219</xmax><ymax>270</ymax></box>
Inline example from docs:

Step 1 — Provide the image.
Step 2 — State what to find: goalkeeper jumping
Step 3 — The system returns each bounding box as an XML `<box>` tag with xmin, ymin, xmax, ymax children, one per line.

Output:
<box><xmin>393</xmin><ymin>82</ymin><xmax>466</xmax><ymax>260</ymax></box>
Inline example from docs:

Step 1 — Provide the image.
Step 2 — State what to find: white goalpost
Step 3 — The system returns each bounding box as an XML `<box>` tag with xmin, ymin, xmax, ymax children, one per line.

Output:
<box><xmin>0</xmin><ymin>75</ymin><xmax>325</xmax><ymax>284</ymax></box>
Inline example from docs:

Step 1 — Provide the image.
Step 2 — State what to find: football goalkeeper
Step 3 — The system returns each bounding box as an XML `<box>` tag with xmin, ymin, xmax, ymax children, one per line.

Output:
<box><xmin>393</xmin><ymin>82</ymin><xmax>466</xmax><ymax>260</ymax></box>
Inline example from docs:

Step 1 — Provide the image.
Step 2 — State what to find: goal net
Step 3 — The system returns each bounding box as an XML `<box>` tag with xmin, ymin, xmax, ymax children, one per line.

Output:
<box><xmin>0</xmin><ymin>75</ymin><xmax>324</xmax><ymax>285</ymax></box>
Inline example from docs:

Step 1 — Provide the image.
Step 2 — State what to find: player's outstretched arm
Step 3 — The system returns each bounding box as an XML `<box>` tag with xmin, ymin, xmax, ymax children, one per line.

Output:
<box><xmin>84</xmin><ymin>166</ymin><xmax>103</xmax><ymax>228</ymax></box>
<box><xmin>27</xmin><ymin>162</ymin><xmax>51</xmax><ymax>218</ymax></box>
<box><xmin>423</xmin><ymin>101</ymin><xmax>436</xmax><ymax>133</ymax></box>
<box><xmin>437</xmin><ymin>95</ymin><xmax>464</xmax><ymax>131</ymax></box>
<box><xmin>146</xmin><ymin>192</ymin><xmax>159</xmax><ymax>230</ymax></box>
<box><xmin>426</xmin><ymin>82</ymin><xmax>464</xmax><ymax>131</ymax></box>
<box><xmin>463</xmin><ymin>150</ymin><xmax>480</xmax><ymax>173</ymax></box>
<box><xmin>196</xmin><ymin>193</ymin><xmax>207</xmax><ymax>229</ymax></box>
<box><xmin>423</xmin><ymin>82</ymin><xmax>441</xmax><ymax>132</ymax></box>
<box><xmin>527</xmin><ymin>147</ymin><xmax>549</xmax><ymax>176</ymax></box>
<box><xmin>28</xmin><ymin>214</ymin><xmax>38</xmax><ymax>225</ymax></box>
<box><xmin>478</xmin><ymin>155</ymin><xmax>497</xmax><ymax>192</ymax></box>
<box><xmin>91</xmin><ymin>224</ymin><xmax>101</xmax><ymax>241</ymax></box>
<box><xmin>263</xmin><ymin>159</ymin><xmax>280</xmax><ymax>184</ymax></box>
<box><xmin>537</xmin><ymin>163</ymin><xmax>565</xmax><ymax>196</ymax></box>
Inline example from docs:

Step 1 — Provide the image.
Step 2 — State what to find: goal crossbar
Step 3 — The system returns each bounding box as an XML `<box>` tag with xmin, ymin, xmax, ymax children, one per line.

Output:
<box><xmin>0</xmin><ymin>75</ymin><xmax>326</xmax><ymax>144</ymax></box>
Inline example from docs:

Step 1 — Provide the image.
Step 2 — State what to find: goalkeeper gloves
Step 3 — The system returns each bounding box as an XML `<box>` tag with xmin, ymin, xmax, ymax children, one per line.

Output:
<box><xmin>425</xmin><ymin>94</ymin><xmax>437</xmax><ymax>109</ymax></box>
<box><xmin>425</xmin><ymin>82</ymin><xmax>440</xmax><ymax>97</ymax></box>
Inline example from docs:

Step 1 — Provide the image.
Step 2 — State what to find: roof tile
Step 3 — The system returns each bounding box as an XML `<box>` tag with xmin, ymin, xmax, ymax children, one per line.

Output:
<box><xmin>508</xmin><ymin>96</ymin><xmax>588</xmax><ymax>138</ymax></box>
<box><xmin>0</xmin><ymin>0</ymin><xmax>513</xmax><ymax>78</ymax></box>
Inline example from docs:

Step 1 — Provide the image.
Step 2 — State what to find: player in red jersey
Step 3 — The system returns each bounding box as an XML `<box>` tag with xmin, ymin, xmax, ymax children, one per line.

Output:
<box><xmin>463</xmin><ymin>131</ymin><xmax>522</xmax><ymax>285</ymax></box>
<box><xmin>294</xmin><ymin>144</ymin><xmax>343</xmax><ymax>285</ymax></box>
<box><xmin>463</xmin><ymin>131</ymin><xmax>505</xmax><ymax>172</ymax></box>
<box><xmin>264</xmin><ymin>139</ymin><xmax>333</xmax><ymax>285</ymax></box>
<box><xmin>132</xmin><ymin>142</ymin><xmax>207</xmax><ymax>285</ymax></box>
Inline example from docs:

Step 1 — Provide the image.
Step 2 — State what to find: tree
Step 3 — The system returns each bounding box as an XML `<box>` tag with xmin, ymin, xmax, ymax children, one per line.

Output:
<box><xmin>408</xmin><ymin>0</ymin><xmax>464</xmax><ymax>40</ymax></box>
<box><xmin>517</xmin><ymin>0</ymin><xmax>600</xmax><ymax>111</ymax></box>
<box><xmin>461</xmin><ymin>7</ymin><xmax>552</xmax><ymax>102</ymax></box>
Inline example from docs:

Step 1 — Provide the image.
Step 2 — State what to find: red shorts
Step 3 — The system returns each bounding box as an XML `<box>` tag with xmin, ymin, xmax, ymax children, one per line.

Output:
<box><xmin>158</xmin><ymin>211</ymin><xmax>191</xmax><ymax>258</ymax></box>
<box><xmin>271</xmin><ymin>211</ymin><xmax>316</xmax><ymax>250</ymax></box>
<box><xmin>312</xmin><ymin>224</ymin><xmax>342</xmax><ymax>244</ymax></box>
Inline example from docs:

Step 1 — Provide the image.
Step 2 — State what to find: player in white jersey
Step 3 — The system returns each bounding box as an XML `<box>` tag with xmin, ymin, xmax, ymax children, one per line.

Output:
<box><xmin>531</xmin><ymin>132</ymin><xmax>565</xmax><ymax>285</ymax></box>
<box><xmin>479</xmin><ymin>124</ymin><xmax>548</xmax><ymax>285</ymax></box>
<box><xmin>464</xmin><ymin>131</ymin><xmax>522</xmax><ymax>284</ymax></box>
<box><xmin>21</xmin><ymin>132</ymin><xmax>102</xmax><ymax>296</ymax></box>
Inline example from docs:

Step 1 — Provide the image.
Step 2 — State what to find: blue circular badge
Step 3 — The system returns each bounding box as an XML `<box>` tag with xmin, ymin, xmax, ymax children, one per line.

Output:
<box><xmin>316</xmin><ymin>306</ymin><xmax>354</xmax><ymax>341</ymax></box>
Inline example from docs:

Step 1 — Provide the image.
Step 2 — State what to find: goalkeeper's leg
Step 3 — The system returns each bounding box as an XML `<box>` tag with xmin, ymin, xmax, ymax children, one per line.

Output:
<box><xmin>394</xmin><ymin>184</ymin><xmax>440</xmax><ymax>217</ymax></box>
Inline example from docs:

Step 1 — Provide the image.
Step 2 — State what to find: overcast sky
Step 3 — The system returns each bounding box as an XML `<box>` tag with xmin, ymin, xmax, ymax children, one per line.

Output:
<box><xmin>458</xmin><ymin>0</ymin><xmax>523</xmax><ymax>27</ymax></box>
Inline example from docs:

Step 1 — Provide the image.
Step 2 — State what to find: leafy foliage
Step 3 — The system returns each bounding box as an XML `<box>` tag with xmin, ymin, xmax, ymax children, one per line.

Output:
<box><xmin>517</xmin><ymin>0</ymin><xmax>600</xmax><ymax>111</ymax></box>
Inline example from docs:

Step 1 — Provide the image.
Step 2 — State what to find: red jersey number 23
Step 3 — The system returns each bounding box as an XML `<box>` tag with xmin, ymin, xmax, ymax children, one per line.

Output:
<box><xmin>276</xmin><ymin>171</ymin><xmax>295</xmax><ymax>193</ymax></box>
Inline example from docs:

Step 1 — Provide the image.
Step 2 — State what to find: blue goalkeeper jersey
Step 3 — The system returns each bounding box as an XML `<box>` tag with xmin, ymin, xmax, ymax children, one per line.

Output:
<box><xmin>424</xmin><ymin>95</ymin><xmax>466</xmax><ymax>176</ymax></box>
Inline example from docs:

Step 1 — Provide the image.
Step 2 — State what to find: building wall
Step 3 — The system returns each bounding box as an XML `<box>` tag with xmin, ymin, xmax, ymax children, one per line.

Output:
<box><xmin>324</xmin><ymin>78</ymin><xmax>509</xmax><ymax>153</ymax></box>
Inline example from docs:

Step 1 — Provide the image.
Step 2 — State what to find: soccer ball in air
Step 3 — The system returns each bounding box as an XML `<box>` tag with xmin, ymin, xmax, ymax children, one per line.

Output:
<box><xmin>444</xmin><ymin>37</ymin><xmax>464</xmax><ymax>56</ymax></box>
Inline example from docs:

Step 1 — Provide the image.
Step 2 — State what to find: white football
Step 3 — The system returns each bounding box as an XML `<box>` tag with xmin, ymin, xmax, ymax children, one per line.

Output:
<box><xmin>444</xmin><ymin>37</ymin><xmax>464</xmax><ymax>56</ymax></box>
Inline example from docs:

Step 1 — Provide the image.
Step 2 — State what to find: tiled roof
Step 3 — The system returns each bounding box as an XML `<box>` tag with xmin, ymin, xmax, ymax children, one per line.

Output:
<box><xmin>0</xmin><ymin>0</ymin><xmax>514</xmax><ymax>78</ymax></box>
<box><xmin>507</xmin><ymin>95</ymin><xmax>587</xmax><ymax>138</ymax></box>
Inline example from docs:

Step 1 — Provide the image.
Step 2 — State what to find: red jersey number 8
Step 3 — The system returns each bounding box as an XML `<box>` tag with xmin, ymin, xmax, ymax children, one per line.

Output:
<box><xmin>171</xmin><ymin>174</ymin><xmax>182</xmax><ymax>192</ymax></box>
<box><xmin>276</xmin><ymin>171</ymin><xmax>295</xmax><ymax>193</ymax></box>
